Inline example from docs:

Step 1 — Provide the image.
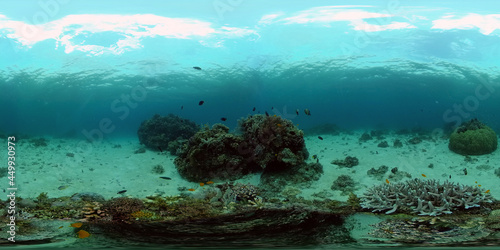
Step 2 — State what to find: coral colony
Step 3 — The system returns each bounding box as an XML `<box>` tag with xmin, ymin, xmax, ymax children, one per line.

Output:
<box><xmin>360</xmin><ymin>178</ymin><xmax>493</xmax><ymax>216</ymax></box>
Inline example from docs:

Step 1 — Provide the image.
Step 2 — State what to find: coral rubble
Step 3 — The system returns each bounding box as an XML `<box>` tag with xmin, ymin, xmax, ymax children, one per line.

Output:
<box><xmin>360</xmin><ymin>178</ymin><xmax>493</xmax><ymax>216</ymax></box>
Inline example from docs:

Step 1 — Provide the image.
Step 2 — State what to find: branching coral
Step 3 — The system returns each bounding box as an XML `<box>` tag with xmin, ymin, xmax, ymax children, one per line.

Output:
<box><xmin>360</xmin><ymin>179</ymin><xmax>493</xmax><ymax>216</ymax></box>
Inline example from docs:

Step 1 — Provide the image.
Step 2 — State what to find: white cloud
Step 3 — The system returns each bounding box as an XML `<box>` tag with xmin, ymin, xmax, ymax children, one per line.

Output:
<box><xmin>0</xmin><ymin>14</ymin><xmax>257</xmax><ymax>55</ymax></box>
<box><xmin>432</xmin><ymin>13</ymin><xmax>500</xmax><ymax>35</ymax></box>
<box><xmin>258</xmin><ymin>5</ymin><xmax>415</xmax><ymax>32</ymax></box>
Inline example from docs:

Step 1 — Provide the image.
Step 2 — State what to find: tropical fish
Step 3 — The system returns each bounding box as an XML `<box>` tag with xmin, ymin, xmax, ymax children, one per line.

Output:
<box><xmin>304</xmin><ymin>109</ymin><xmax>311</xmax><ymax>115</ymax></box>
<box><xmin>385</xmin><ymin>179</ymin><xmax>390</xmax><ymax>184</ymax></box>
<box><xmin>485</xmin><ymin>189</ymin><xmax>490</xmax><ymax>194</ymax></box>
<box><xmin>193</xmin><ymin>66</ymin><xmax>202</xmax><ymax>70</ymax></box>
<box><xmin>265</xmin><ymin>111</ymin><xmax>269</xmax><ymax>117</ymax></box>
<box><xmin>221</xmin><ymin>117</ymin><xmax>227</xmax><ymax>121</ymax></box>
<box><xmin>421</xmin><ymin>174</ymin><xmax>427</xmax><ymax>177</ymax></box>
<box><xmin>58</xmin><ymin>185</ymin><xmax>68</xmax><ymax>190</ymax></box>
<box><xmin>77</xmin><ymin>230</ymin><xmax>90</xmax><ymax>239</ymax></box>
<box><xmin>296</xmin><ymin>109</ymin><xmax>299</xmax><ymax>115</ymax></box>
<box><xmin>188</xmin><ymin>188</ymin><xmax>196</xmax><ymax>191</ymax></box>
<box><xmin>58</xmin><ymin>226</ymin><xmax>64</xmax><ymax>229</ymax></box>
<box><xmin>206</xmin><ymin>181</ymin><xmax>214</xmax><ymax>184</ymax></box>
<box><xmin>181</xmin><ymin>105</ymin><xmax>183</xmax><ymax>110</ymax></box>
<box><xmin>277</xmin><ymin>123</ymin><xmax>281</xmax><ymax>127</ymax></box>
<box><xmin>253</xmin><ymin>107</ymin><xmax>256</xmax><ymax>111</ymax></box>
<box><xmin>199</xmin><ymin>100</ymin><xmax>204</xmax><ymax>106</ymax></box>
<box><xmin>312</xmin><ymin>155</ymin><xmax>317</xmax><ymax>159</ymax></box>
<box><xmin>117</xmin><ymin>190</ymin><xmax>127</xmax><ymax>194</ymax></box>
<box><xmin>159</xmin><ymin>177</ymin><xmax>172</xmax><ymax>180</ymax></box>
<box><xmin>157</xmin><ymin>146</ymin><xmax>163</xmax><ymax>152</ymax></box>
<box><xmin>271</xmin><ymin>106</ymin><xmax>274</xmax><ymax>110</ymax></box>
<box><xmin>199</xmin><ymin>183</ymin><xmax>205</xmax><ymax>186</ymax></box>
<box><xmin>318</xmin><ymin>136</ymin><xmax>323</xmax><ymax>140</ymax></box>
<box><xmin>70</xmin><ymin>222</ymin><xmax>83</xmax><ymax>228</ymax></box>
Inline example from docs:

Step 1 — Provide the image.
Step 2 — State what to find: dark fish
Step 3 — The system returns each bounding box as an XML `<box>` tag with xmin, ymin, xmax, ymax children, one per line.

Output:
<box><xmin>312</xmin><ymin>154</ymin><xmax>317</xmax><ymax>159</ymax></box>
<box><xmin>220</xmin><ymin>117</ymin><xmax>227</xmax><ymax>121</ymax></box>
<box><xmin>117</xmin><ymin>190</ymin><xmax>127</xmax><ymax>194</ymax></box>
<box><xmin>449</xmin><ymin>175</ymin><xmax>451</xmax><ymax>179</ymax></box>
<box><xmin>160</xmin><ymin>177</ymin><xmax>172</xmax><ymax>180</ymax></box>
<box><xmin>304</xmin><ymin>109</ymin><xmax>311</xmax><ymax>116</ymax></box>
<box><xmin>265</xmin><ymin>111</ymin><xmax>269</xmax><ymax>117</ymax></box>
<box><xmin>193</xmin><ymin>66</ymin><xmax>202</xmax><ymax>70</ymax></box>
<box><xmin>181</xmin><ymin>106</ymin><xmax>183</xmax><ymax>110</ymax></box>
<box><xmin>199</xmin><ymin>100</ymin><xmax>204</xmax><ymax>106</ymax></box>
<box><xmin>252</xmin><ymin>107</ymin><xmax>256</xmax><ymax>111</ymax></box>
<box><xmin>463</xmin><ymin>168</ymin><xmax>467</xmax><ymax>175</ymax></box>
<box><xmin>158</xmin><ymin>146</ymin><xmax>163</xmax><ymax>152</ymax></box>
<box><xmin>318</xmin><ymin>136</ymin><xmax>323</xmax><ymax>140</ymax></box>
<box><xmin>296</xmin><ymin>109</ymin><xmax>299</xmax><ymax>115</ymax></box>
<box><xmin>271</xmin><ymin>107</ymin><xmax>274</xmax><ymax>110</ymax></box>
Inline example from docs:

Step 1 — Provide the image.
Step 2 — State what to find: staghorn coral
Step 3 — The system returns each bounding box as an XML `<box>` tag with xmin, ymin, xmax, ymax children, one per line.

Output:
<box><xmin>360</xmin><ymin>178</ymin><xmax>493</xmax><ymax>216</ymax></box>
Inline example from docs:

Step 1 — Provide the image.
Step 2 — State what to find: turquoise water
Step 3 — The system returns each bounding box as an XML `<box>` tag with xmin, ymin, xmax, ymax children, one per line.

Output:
<box><xmin>1</xmin><ymin>0</ymin><xmax>500</xmax><ymax>249</ymax></box>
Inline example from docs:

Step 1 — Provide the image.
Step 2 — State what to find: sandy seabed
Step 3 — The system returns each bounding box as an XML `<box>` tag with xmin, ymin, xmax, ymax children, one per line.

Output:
<box><xmin>3</xmin><ymin>131</ymin><xmax>499</xmax><ymax>202</ymax></box>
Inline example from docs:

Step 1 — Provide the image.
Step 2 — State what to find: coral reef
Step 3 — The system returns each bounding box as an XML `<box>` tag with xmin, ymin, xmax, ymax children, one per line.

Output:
<box><xmin>175</xmin><ymin>114</ymin><xmax>311</xmax><ymax>182</ymax></box>
<box><xmin>393</xmin><ymin>139</ymin><xmax>403</xmax><ymax>148</ymax></box>
<box><xmin>151</xmin><ymin>164</ymin><xmax>165</xmax><ymax>174</ymax></box>
<box><xmin>238</xmin><ymin>114</ymin><xmax>309</xmax><ymax>171</ymax></box>
<box><xmin>331</xmin><ymin>156</ymin><xmax>359</xmax><ymax>168</ymax></box>
<box><xmin>377</xmin><ymin>141</ymin><xmax>389</xmax><ymax>148</ymax></box>
<box><xmin>360</xmin><ymin>178</ymin><xmax>493</xmax><ymax>216</ymax></box>
<box><xmin>367</xmin><ymin>165</ymin><xmax>389</xmax><ymax>179</ymax></box>
<box><xmin>449</xmin><ymin>118</ymin><xmax>497</xmax><ymax>155</ymax></box>
<box><xmin>103</xmin><ymin>197</ymin><xmax>145</xmax><ymax>222</ymax></box>
<box><xmin>175</xmin><ymin>124</ymin><xmax>256</xmax><ymax>182</ymax></box>
<box><xmin>359</xmin><ymin>133</ymin><xmax>372</xmax><ymax>142</ymax></box>
<box><xmin>331</xmin><ymin>175</ymin><xmax>356</xmax><ymax>194</ymax></box>
<box><xmin>137</xmin><ymin>114</ymin><xmax>199</xmax><ymax>151</ymax></box>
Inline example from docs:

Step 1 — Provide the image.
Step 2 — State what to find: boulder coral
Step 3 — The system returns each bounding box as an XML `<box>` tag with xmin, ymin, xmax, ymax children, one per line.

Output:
<box><xmin>174</xmin><ymin>124</ymin><xmax>258</xmax><ymax>182</ymax></box>
<box><xmin>449</xmin><ymin>119</ymin><xmax>497</xmax><ymax>155</ymax></box>
<box><xmin>175</xmin><ymin>114</ymin><xmax>313</xmax><ymax>182</ymax></box>
<box><xmin>137</xmin><ymin>114</ymin><xmax>199</xmax><ymax>152</ymax></box>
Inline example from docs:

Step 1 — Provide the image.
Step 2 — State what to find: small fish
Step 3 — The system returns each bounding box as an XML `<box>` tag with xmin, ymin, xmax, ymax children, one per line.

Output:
<box><xmin>158</xmin><ymin>146</ymin><xmax>163</xmax><ymax>152</ymax></box>
<box><xmin>117</xmin><ymin>190</ymin><xmax>127</xmax><ymax>194</ymax></box>
<box><xmin>304</xmin><ymin>109</ymin><xmax>311</xmax><ymax>116</ymax></box>
<box><xmin>252</xmin><ymin>107</ymin><xmax>256</xmax><ymax>111</ymax></box>
<box><xmin>71</xmin><ymin>222</ymin><xmax>83</xmax><ymax>228</ymax></box>
<box><xmin>58</xmin><ymin>226</ymin><xmax>64</xmax><ymax>229</ymax></box>
<box><xmin>58</xmin><ymin>185</ymin><xmax>68</xmax><ymax>190</ymax></box>
<box><xmin>385</xmin><ymin>179</ymin><xmax>390</xmax><ymax>184</ymax></box>
<box><xmin>318</xmin><ymin>136</ymin><xmax>323</xmax><ymax>140</ymax></box>
<box><xmin>199</xmin><ymin>100</ymin><xmax>204</xmax><ymax>106</ymax></box>
<box><xmin>421</xmin><ymin>174</ymin><xmax>426</xmax><ymax>177</ymax></box>
<box><xmin>312</xmin><ymin>154</ymin><xmax>317</xmax><ymax>159</ymax></box>
<box><xmin>296</xmin><ymin>109</ymin><xmax>299</xmax><ymax>115</ymax></box>
<box><xmin>271</xmin><ymin>107</ymin><xmax>274</xmax><ymax>110</ymax></box>
<box><xmin>77</xmin><ymin>230</ymin><xmax>90</xmax><ymax>239</ymax></box>
<box><xmin>181</xmin><ymin>105</ymin><xmax>183</xmax><ymax>110</ymax></box>
<box><xmin>193</xmin><ymin>66</ymin><xmax>202</xmax><ymax>70</ymax></box>
<box><xmin>463</xmin><ymin>168</ymin><xmax>467</xmax><ymax>175</ymax></box>
<box><xmin>485</xmin><ymin>189</ymin><xmax>490</xmax><ymax>193</ymax></box>
<box><xmin>160</xmin><ymin>177</ymin><xmax>172</xmax><ymax>180</ymax></box>
<box><xmin>188</xmin><ymin>188</ymin><xmax>196</xmax><ymax>191</ymax></box>
<box><xmin>206</xmin><ymin>181</ymin><xmax>214</xmax><ymax>184</ymax></box>
<box><xmin>449</xmin><ymin>175</ymin><xmax>451</xmax><ymax>179</ymax></box>
<box><xmin>220</xmin><ymin>117</ymin><xmax>227</xmax><ymax>121</ymax></box>
<box><xmin>478</xmin><ymin>184</ymin><xmax>482</xmax><ymax>187</ymax></box>
<box><xmin>475</xmin><ymin>181</ymin><xmax>478</xmax><ymax>184</ymax></box>
<box><xmin>277</xmin><ymin>123</ymin><xmax>281</xmax><ymax>127</ymax></box>
<box><xmin>199</xmin><ymin>183</ymin><xmax>205</xmax><ymax>186</ymax></box>
<box><xmin>265</xmin><ymin>111</ymin><xmax>269</xmax><ymax>117</ymax></box>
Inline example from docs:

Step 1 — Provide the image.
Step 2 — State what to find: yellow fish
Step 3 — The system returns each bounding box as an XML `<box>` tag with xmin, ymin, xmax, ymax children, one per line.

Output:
<box><xmin>70</xmin><ymin>222</ymin><xmax>83</xmax><ymax>228</ymax></box>
<box><xmin>188</xmin><ymin>188</ymin><xmax>195</xmax><ymax>191</ymax></box>
<box><xmin>206</xmin><ymin>181</ymin><xmax>214</xmax><ymax>184</ymax></box>
<box><xmin>485</xmin><ymin>190</ymin><xmax>490</xmax><ymax>194</ymax></box>
<box><xmin>199</xmin><ymin>183</ymin><xmax>205</xmax><ymax>186</ymax></box>
<box><xmin>385</xmin><ymin>179</ymin><xmax>390</xmax><ymax>184</ymax></box>
<box><xmin>421</xmin><ymin>174</ymin><xmax>427</xmax><ymax>177</ymax></box>
<box><xmin>77</xmin><ymin>230</ymin><xmax>90</xmax><ymax>239</ymax></box>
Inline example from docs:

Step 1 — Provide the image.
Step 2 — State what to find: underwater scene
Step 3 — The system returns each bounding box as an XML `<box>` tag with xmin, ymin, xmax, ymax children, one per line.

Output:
<box><xmin>1</xmin><ymin>0</ymin><xmax>500</xmax><ymax>249</ymax></box>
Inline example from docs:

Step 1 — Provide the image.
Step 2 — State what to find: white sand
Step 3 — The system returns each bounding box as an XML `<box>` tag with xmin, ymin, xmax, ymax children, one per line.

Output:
<box><xmin>4</xmin><ymin>132</ymin><xmax>499</xmax><ymax>202</ymax></box>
